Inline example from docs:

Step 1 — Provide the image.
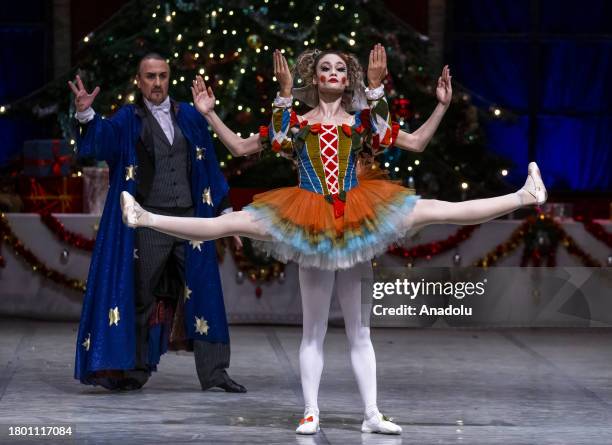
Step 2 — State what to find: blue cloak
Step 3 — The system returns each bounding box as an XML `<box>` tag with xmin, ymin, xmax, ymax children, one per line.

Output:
<box><xmin>74</xmin><ymin>102</ymin><xmax>230</xmax><ymax>385</ymax></box>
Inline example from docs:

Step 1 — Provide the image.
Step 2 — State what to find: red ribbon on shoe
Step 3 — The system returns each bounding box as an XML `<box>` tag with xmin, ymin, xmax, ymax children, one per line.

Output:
<box><xmin>299</xmin><ymin>416</ymin><xmax>314</xmax><ymax>425</ymax></box>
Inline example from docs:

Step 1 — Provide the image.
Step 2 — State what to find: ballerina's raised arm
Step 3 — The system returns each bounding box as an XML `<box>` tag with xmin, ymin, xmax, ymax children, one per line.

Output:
<box><xmin>367</xmin><ymin>45</ymin><xmax>452</xmax><ymax>153</ymax></box>
<box><xmin>191</xmin><ymin>75</ymin><xmax>261</xmax><ymax>157</ymax></box>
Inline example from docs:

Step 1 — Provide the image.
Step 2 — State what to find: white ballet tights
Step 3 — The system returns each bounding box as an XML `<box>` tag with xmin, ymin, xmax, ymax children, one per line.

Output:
<box><xmin>139</xmin><ymin>209</ymin><xmax>273</xmax><ymax>242</ymax></box>
<box><xmin>139</xmin><ymin>193</ymin><xmax>526</xmax><ymax>244</ymax></box>
<box><xmin>407</xmin><ymin>192</ymin><xmax>524</xmax><ymax>232</ymax></box>
<box><xmin>298</xmin><ymin>262</ymin><xmax>380</xmax><ymax>419</ymax></box>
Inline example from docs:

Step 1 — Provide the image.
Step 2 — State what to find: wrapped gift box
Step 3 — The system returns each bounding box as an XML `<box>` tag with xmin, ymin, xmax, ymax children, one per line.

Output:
<box><xmin>19</xmin><ymin>176</ymin><xmax>83</xmax><ymax>213</ymax></box>
<box><xmin>23</xmin><ymin>139</ymin><xmax>72</xmax><ymax>177</ymax></box>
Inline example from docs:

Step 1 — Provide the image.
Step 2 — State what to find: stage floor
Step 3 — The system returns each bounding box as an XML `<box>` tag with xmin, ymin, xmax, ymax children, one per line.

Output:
<box><xmin>1</xmin><ymin>320</ymin><xmax>611</xmax><ymax>444</ymax></box>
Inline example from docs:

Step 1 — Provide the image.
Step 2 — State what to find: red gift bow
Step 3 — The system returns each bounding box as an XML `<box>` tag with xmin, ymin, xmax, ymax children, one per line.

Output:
<box><xmin>23</xmin><ymin>140</ymin><xmax>71</xmax><ymax>176</ymax></box>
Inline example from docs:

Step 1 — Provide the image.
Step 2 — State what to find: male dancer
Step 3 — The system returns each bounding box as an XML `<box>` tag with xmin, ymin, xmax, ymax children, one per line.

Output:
<box><xmin>70</xmin><ymin>53</ymin><xmax>245</xmax><ymax>392</ymax></box>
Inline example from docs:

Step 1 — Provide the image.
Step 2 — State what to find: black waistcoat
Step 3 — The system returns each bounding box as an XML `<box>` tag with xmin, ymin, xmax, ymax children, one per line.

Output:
<box><xmin>134</xmin><ymin>101</ymin><xmax>193</xmax><ymax>210</ymax></box>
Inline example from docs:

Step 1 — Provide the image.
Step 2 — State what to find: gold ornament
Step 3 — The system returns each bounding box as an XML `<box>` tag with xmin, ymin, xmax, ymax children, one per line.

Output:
<box><xmin>109</xmin><ymin>306</ymin><xmax>121</xmax><ymax>326</ymax></box>
<box><xmin>184</xmin><ymin>285</ymin><xmax>192</xmax><ymax>300</ymax></box>
<box><xmin>247</xmin><ymin>34</ymin><xmax>262</xmax><ymax>50</ymax></box>
<box><xmin>194</xmin><ymin>316</ymin><xmax>209</xmax><ymax>335</ymax></box>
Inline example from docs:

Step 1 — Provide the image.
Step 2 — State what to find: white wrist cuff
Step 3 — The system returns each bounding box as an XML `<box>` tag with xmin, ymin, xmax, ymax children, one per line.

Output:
<box><xmin>75</xmin><ymin>107</ymin><xmax>95</xmax><ymax>123</ymax></box>
<box><xmin>273</xmin><ymin>93</ymin><xmax>293</xmax><ymax>108</ymax></box>
<box><xmin>221</xmin><ymin>207</ymin><xmax>233</xmax><ymax>215</ymax></box>
<box><xmin>365</xmin><ymin>85</ymin><xmax>384</xmax><ymax>101</ymax></box>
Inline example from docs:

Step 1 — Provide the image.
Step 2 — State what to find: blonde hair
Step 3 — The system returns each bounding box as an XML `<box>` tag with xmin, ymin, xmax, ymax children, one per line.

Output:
<box><xmin>292</xmin><ymin>49</ymin><xmax>367</xmax><ymax>111</ymax></box>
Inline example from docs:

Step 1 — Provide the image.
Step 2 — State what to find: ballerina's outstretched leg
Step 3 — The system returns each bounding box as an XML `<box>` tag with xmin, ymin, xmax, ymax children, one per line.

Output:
<box><xmin>122</xmin><ymin>162</ymin><xmax>546</xmax><ymax>242</ymax></box>
<box><xmin>120</xmin><ymin>191</ymin><xmax>272</xmax><ymax>241</ymax></box>
<box><xmin>406</xmin><ymin>161</ymin><xmax>547</xmax><ymax>231</ymax></box>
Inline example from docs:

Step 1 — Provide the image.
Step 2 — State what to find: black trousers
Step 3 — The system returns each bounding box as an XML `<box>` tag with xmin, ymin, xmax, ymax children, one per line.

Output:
<box><xmin>131</xmin><ymin>205</ymin><xmax>230</xmax><ymax>388</ymax></box>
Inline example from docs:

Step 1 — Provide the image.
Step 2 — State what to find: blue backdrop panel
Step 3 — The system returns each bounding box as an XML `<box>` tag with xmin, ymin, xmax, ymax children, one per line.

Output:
<box><xmin>452</xmin><ymin>0</ymin><xmax>530</xmax><ymax>33</ymax></box>
<box><xmin>539</xmin><ymin>0</ymin><xmax>612</xmax><ymax>33</ymax></box>
<box><xmin>483</xmin><ymin>116</ymin><xmax>530</xmax><ymax>186</ymax></box>
<box><xmin>0</xmin><ymin>26</ymin><xmax>48</xmax><ymax>167</ymax></box>
<box><xmin>539</xmin><ymin>41</ymin><xmax>612</xmax><ymax>114</ymax></box>
<box><xmin>451</xmin><ymin>41</ymin><xmax>530</xmax><ymax>111</ymax></box>
<box><xmin>450</xmin><ymin>0</ymin><xmax>611</xmax><ymax>191</ymax></box>
<box><xmin>536</xmin><ymin>116</ymin><xmax>612</xmax><ymax>191</ymax></box>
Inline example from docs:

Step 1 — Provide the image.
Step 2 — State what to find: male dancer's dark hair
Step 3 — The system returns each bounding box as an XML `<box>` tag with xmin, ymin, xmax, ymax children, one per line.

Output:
<box><xmin>137</xmin><ymin>52</ymin><xmax>168</xmax><ymax>74</ymax></box>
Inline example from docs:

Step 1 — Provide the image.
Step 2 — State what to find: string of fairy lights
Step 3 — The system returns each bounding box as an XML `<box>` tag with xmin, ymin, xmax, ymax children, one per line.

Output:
<box><xmin>0</xmin><ymin>0</ymin><xmax>515</xmax><ymax>193</ymax></box>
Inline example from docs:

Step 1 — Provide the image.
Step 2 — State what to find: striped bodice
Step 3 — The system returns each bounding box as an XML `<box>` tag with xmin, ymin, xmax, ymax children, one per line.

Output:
<box><xmin>259</xmin><ymin>94</ymin><xmax>398</xmax><ymax>204</ymax></box>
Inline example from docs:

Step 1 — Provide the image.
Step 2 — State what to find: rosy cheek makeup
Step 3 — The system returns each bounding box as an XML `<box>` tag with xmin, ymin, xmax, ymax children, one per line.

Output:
<box><xmin>319</xmin><ymin>75</ymin><xmax>327</xmax><ymax>83</ymax></box>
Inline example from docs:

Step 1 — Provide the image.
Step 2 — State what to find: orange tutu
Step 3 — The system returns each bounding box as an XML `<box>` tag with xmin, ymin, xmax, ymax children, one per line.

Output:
<box><xmin>244</xmin><ymin>177</ymin><xmax>420</xmax><ymax>270</ymax></box>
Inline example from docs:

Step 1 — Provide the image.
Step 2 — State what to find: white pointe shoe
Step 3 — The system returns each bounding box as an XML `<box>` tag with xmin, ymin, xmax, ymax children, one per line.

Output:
<box><xmin>295</xmin><ymin>413</ymin><xmax>320</xmax><ymax>435</ymax></box>
<box><xmin>361</xmin><ymin>413</ymin><xmax>402</xmax><ymax>435</ymax></box>
<box><xmin>521</xmin><ymin>161</ymin><xmax>548</xmax><ymax>205</ymax></box>
<box><xmin>120</xmin><ymin>191</ymin><xmax>149</xmax><ymax>228</ymax></box>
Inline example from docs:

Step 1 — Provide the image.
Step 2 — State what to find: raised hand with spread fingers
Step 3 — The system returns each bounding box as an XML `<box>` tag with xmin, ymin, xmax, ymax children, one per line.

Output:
<box><xmin>190</xmin><ymin>72</ymin><xmax>261</xmax><ymax>157</ymax></box>
<box><xmin>68</xmin><ymin>74</ymin><xmax>100</xmax><ymax>112</ymax></box>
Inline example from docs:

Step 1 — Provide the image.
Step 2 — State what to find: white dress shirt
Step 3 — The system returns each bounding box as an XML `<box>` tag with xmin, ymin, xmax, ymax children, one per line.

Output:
<box><xmin>143</xmin><ymin>96</ymin><xmax>174</xmax><ymax>145</ymax></box>
<box><xmin>75</xmin><ymin>96</ymin><xmax>175</xmax><ymax>145</ymax></box>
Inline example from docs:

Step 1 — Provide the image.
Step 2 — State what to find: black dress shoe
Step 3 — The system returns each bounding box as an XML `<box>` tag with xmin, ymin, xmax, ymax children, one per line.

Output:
<box><xmin>202</xmin><ymin>372</ymin><xmax>247</xmax><ymax>393</ymax></box>
<box><xmin>217</xmin><ymin>375</ymin><xmax>247</xmax><ymax>393</ymax></box>
<box><xmin>115</xmin><ymin>377</ymin><xmax>145</xmax><ymax>391</ymax></box>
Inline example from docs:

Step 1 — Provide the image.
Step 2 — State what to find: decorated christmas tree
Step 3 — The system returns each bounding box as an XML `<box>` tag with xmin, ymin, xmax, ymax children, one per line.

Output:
<box><xmin>6</xmin><ymin>0</ymin><xmax>513</xmax><ymax>200</ymax></box>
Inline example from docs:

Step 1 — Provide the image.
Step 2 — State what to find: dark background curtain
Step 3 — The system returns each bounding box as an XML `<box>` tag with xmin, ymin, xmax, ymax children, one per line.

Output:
<box><xmin>449</xmin><ymin>0</ymin><xmax>612</xmax><ymax>191</ymax></box>
<box><xmin>0</xmin><ymin>0</ymin><xmax>131</xmax><ymax>169</ymax></box>
<box><xmin>0</xmin><ymin>1</ymin><xmax>51</xmax><ymax>167</ymax></box>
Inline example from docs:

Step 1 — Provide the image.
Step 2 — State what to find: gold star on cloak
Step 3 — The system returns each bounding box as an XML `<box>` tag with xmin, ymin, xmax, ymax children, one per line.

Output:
<box><xmin>202</xmin><ymin>187</ymin><xmax>213</xmax><ymax>206</ymax></box>
<box><xmin>125</xmin><ymin>165</ymin><xmax>137</xmax><ymax>181</ymax></box>
<box><xmin>194</xmin><ymin>316</ymin><xmax>209</xmax><ymax>335</ymax></box>
<box><xmin>184</xmin><ymin>285</ymin><xmax>192</xmax><ymax>301</ymax></box>
<box><xmin>189</xmin><ymin>240</ymin><xmax>203</xmax><ymax>251</ymax></box>
<box><xmin>196</xmin><ymin>146</ymin><xmax>205</xmax><ymax>160</ymax></box>
<box><xmin>82</xmin><ymin>333</ymin><xmax>91</xmax><ymax>351</ymax></box>
<box><xmin>109</xmin><ymin>306</ymin><xmax>120</xmax><ymax>326</ymax></box>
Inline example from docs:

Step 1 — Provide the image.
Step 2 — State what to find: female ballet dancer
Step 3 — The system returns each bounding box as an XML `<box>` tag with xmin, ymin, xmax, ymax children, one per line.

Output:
<box><xmin>120</xmin><ymin>44</ymin><xmax>547</xmax><ymax>435</ymax></box>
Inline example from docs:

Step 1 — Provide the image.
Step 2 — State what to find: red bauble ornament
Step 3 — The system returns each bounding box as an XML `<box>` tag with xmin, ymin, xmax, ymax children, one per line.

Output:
<box><xmin>391</xmin><ymin>98</ymin><xmax>414</xmax><ymax>121</ymax></box>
